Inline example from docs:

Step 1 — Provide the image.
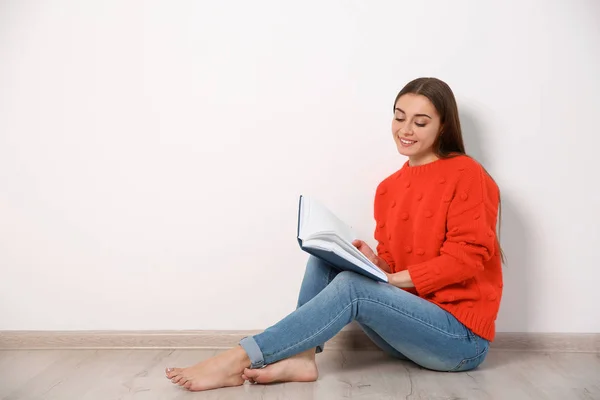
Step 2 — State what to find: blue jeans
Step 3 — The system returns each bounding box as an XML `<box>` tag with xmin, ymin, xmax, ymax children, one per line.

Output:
<box><xmin>240</xmin><ymin>256</ymin><xmax>489</xmax><ymax>372</ymax></box>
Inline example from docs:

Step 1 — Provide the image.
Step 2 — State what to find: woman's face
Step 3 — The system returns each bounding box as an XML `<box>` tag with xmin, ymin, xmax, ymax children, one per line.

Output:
<box><xmin>392</xmin><ymin>93</ymin><xmax>442</xmax><ymax>165</ymax></box>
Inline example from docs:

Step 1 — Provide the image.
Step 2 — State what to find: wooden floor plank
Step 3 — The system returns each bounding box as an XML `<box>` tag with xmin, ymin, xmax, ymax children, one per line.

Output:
<box><xmin>1</xmin><ymin>350</ymin><xmax>95</xmax><ymax>400</ymax></box>
<box><xmin>0</xmin><ymin>350</ymin><xmax>64</xmax><ymax>397</ymax></box>
<box><xmin>1</xmin><ymin>349</ymin><xmax>599</xmax><ymax>400</ymax></box>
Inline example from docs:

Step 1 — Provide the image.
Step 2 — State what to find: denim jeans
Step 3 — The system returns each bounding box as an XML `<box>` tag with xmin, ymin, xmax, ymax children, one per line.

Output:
<box><xmin>240</xmin><ymin>256</ymin><xmax>490</xmax><ymax>372</ymax></box>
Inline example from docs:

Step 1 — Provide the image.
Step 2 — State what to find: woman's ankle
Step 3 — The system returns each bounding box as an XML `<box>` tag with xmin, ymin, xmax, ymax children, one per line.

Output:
<box><xmin>297</xmin><ymin>348</ymin><xmax>317</xmax><ymax>362</ymax></box>
<box><xmin>232</xmin><ymin>345</ymin><xmax>252</xmax><ymax>369</ymax></box>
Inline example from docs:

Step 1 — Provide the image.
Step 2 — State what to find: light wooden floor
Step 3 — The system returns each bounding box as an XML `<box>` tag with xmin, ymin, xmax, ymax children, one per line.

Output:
<box><xmin>0</xmin><ymin>349</ymin><xmax>598</xmax><ymax>399</ymax></box>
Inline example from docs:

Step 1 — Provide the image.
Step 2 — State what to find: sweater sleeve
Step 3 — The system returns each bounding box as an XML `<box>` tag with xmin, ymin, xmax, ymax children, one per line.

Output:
<box><xmin>374</xmin><ymin>224</ymin><xmax>395</xmax><ymax>270</ymax></box>
<box><xmin>406</xmin><ymin>165</ymin><xmax>499</xmax><ymax>296</ymax></box>
<box><xmin>374</xmin><ymin>184</ymin><xmax>396</xmax><ymax>270</ymax></box>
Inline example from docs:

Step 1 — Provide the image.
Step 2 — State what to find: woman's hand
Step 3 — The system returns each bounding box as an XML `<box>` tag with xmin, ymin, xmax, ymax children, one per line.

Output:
<box><xmin>386</xmin><ymin>270</ymin><xmax>414</xmax><ymax>288</ymax></box>
<box><xmin>352</xmin><ymin>239</ymin><xmax>414</xmax><ymax>288</ymax></box>
<box><xmin>352</xmin><ymin>239</ymin><xmax>391</xmax><ymax>273</ymax></box>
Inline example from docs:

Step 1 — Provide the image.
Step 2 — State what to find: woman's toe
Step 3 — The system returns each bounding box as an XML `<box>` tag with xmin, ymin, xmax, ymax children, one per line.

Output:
<box><xmin>244</xmin><ymin>368</ymin><xmax>258</xmax><ymax>379</ymax></box>
<box><xmin>166</xmin><ymin>368</ymin><xmax>181</xmax><ymax>379</ymax></box>
<box><xmin>178</xmin><ymin>377</ymin><xmax>189</xmax><ymax>386</ymax></box>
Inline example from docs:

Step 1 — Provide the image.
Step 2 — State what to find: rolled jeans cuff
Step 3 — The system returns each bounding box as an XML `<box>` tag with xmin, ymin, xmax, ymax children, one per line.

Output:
<box><xmin>239</xmin><ymin>336</ymin><xmax>265</xmax><ymax>369</ymax></box>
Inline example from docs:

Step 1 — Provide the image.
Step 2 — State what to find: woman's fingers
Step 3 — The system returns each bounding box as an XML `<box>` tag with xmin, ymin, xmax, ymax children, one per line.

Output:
<box><xmin>353</xmin><ymin>239</ymin><xmax>368</xmax><ymax>253</ymax></box>
<box><xmin>353</xmin><ymin>240</ymin><xmax>377</xmax><ymax>263</ymax></box>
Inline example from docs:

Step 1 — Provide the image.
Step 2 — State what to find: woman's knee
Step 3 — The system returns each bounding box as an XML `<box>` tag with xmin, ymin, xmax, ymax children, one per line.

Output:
<box><xmin>303</xmin><ymin>265</ymin><xmax>372</xmax><ymax>300</ymax></box>
<box><xmin>330</xmin><ymin>271</ymin><xmax>372</xmax><ymax>294</ymax></box>
<box><xmin>335</xmin><ymin>270</ymin><xmax>372</xmax><ymax>284</ymax></box>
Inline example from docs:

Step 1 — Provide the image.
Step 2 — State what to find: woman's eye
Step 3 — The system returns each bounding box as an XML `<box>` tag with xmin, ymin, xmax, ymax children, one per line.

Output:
<box><xmin>415</xmin><ymin>122</ymin><xmax>426</xmax><ymax>127</ymax></box>
<box><xmin>395</xmin><ymin>118</ymin><xmax>405</xmax><ymax>122</ymax></box>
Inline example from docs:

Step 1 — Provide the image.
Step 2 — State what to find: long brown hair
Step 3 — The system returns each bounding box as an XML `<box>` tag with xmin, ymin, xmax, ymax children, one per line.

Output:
<box><xmin>394</xmin><ymin>77</ymin><xmax>505</xmax><ymax>263</ymax></box>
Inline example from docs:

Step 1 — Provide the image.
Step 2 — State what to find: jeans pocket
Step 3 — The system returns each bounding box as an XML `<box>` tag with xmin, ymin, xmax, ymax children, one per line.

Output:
<box><xmin>449</xmin><ymin>339</ymin><xmax>490</xmax><ymax>372</ymax></box>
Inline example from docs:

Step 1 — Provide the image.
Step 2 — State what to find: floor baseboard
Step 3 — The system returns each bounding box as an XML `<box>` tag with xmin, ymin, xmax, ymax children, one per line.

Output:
<box><xmin>1</xmin><ymin>330</ymin><xmax>598</xmax><ymax>353</ymax></box>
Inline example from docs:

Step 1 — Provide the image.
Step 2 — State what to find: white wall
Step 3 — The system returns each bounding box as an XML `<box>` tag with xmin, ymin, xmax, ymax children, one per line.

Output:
<box><xmin>1</xmin><ymin>0</ymin><xmax>599</xmax><ymax>333</ymax></box>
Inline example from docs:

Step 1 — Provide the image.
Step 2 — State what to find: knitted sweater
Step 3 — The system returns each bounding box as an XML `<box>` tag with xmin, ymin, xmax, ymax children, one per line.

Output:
<box><xmin>374</xmin><ymin>155</ymin><xmax>502</xmax><ymax>341</ymax></box>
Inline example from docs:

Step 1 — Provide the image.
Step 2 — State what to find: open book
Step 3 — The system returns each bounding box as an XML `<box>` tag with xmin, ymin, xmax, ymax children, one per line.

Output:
<box><xmin>296</xmin><ymin>195</ymin><xmax>388</xmax><ymax>283</ymax></box>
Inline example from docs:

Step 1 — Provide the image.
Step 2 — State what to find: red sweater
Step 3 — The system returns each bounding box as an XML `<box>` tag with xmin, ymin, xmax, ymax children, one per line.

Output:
<box><xmin>374</xmin><ymin>155</ymin><xmax>502</xmax><ymax>341</ymax></box>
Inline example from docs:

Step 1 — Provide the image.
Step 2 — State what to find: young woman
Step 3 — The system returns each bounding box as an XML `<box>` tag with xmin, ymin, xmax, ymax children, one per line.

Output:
<box><xmin>165</xmin><ymin>77</ymin><xmax>503</xmax><ymax>392</ymax></box>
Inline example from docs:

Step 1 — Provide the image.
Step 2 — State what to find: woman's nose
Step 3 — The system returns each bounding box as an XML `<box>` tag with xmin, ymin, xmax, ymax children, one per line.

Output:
<box><xmin>400</xmin><ymin>126</ymin><xmax>413</xmax><ymax>135</ymax></box>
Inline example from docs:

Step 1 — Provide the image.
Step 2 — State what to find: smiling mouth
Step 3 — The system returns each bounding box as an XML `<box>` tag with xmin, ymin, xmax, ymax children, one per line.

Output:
<box><xmin>399</xmin><ymin>137</ymin><xmax>417</xmax><ymax>146</ymax></box>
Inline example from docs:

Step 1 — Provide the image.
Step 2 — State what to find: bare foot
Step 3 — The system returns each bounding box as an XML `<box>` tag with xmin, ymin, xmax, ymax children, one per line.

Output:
<box><xmin>242</xmin><ymin>349</ymin><xmax>318</xmax><ymax>384</ymax></box>
<box><xmin>165</xmin><ymin>346</ymin><xmax>249</xmax><ymax>391</ymax></box>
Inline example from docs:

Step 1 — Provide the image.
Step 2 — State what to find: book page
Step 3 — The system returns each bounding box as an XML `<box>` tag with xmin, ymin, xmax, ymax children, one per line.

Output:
<box><xmin>299</xmin><ymin>196</ymin><xmax>356</xmax><ymax>243</ymax></box>
<box><xmin>299</xmin><ymin>196</ymin><xmax>383</xmax><ymax>273</ymax></box>
<box><xmin>329</xmin><ymin>234</ymin><xmax>384</xmax><ymax>274</ymax></box>
<box><xmin>308</xmin><ymin>231</ymin><xmax>371</xmax><ymax>268</ymax></box>
<box><xmin>302</xmin><ymin>238</ymin><xmax>387</xmax><ymax>282</ymax></box>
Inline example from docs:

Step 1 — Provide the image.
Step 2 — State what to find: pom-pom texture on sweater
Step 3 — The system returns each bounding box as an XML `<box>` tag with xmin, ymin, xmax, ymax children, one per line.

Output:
<box><xmin>374</xmin><ymin>155</ymin><xmax>502</xmax><ymax>341</ymax></box>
